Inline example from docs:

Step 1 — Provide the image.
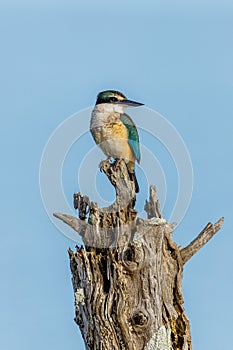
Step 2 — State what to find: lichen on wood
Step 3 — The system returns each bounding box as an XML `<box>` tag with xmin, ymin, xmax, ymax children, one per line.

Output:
<box><xmin>54</xmin><ymin>159</ymin><xmax>224</xmax><ymax>350</ymax></box>
<box><xmin>144</xmin><ymin>325</ymin><xmax>172</xmax><ymax>350</ymax></box>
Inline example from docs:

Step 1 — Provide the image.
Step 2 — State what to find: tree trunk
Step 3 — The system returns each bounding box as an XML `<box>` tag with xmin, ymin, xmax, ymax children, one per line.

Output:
<box><xmin>54</xmin><ymin>160</ymin><xmax>224</xmax><ymax>350</ymax></box>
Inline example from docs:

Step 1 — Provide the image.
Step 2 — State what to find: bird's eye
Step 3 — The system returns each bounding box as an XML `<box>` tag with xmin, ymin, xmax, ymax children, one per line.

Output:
<box><xmin>109</xmin><ymin>97</ymin><xmax>118</xmax><ymax>103</ymax></box>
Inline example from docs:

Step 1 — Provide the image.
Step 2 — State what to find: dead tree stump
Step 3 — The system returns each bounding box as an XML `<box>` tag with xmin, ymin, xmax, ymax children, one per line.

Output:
<box><xmin>54</xmin><ymin>160</ymin><xmax>224</xmax><ymax>350</ymax></box>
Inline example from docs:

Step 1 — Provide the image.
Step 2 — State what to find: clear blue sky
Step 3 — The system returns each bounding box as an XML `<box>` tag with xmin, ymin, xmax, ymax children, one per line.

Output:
<box><xmin>1</xmin><ymin>1</ymin><xmax>233</xmax><ymax>349</ymax></box>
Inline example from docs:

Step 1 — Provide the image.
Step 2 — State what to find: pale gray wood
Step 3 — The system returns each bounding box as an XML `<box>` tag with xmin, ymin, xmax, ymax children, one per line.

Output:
<box><xmin>54</xmin><ymin>159</ymin><xmax>224</xmax><ymax>350</ymax></box>
<box><xmin>180</xmin><ymin>218</ymin><xmax>224</xmax><ymax>264</ymax></box>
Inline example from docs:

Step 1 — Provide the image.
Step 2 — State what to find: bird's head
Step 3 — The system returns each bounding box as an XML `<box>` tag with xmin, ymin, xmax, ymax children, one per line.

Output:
<box><xmin>95</xmin><ymin>90</ymin><xmax>144</xmax><ymax>109</ymax></box>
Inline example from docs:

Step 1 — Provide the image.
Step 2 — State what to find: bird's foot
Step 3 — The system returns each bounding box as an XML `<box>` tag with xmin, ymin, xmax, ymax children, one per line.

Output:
<box><xmin>113</xmin><ymin>159</ymin><xmax>121</xmax><ymax>169</ymax></box>
<box><xmin>99</xmin><ymin>158</ymin><xmax>111</xmax><ymax>172</ymax></box>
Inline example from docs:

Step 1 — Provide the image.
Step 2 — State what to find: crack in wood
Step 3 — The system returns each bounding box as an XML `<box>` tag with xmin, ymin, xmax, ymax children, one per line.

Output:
<box><xmin>54</xmin><ymin>159</ymin><xmax>224</xmax><ymax>350</ymax></box>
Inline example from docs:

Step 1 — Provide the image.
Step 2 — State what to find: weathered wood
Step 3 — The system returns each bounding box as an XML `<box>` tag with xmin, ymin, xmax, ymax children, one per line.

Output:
<box><xmin>54</xmin><ymin>159</ymin><xmax>224</xmax><ymax>350</ymax></box>
<box><xmin>144</xmin><ymin>185</ymin><xmax>162</xmax><ymax>219</ymax></box>
<box><xmin>53</xmin><ymin>213</ymin><xmax>86</xmax><ymax>237</ymax></box>
<box><xmin>180</xmin><ymin>218</ymin><xmax>224</xmax><ymax>264</ymax></box>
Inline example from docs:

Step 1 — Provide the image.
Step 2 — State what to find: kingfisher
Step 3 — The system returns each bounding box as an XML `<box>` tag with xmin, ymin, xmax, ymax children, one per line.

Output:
<box><xmin>90</xmin><ymin>90</ymin><xmax>143</xmax><ymax>193</ymax></box>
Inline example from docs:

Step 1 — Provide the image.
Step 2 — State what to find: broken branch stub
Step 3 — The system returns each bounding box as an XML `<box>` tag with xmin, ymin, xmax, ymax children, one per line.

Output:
<box><xmin>54</xmin><ymin>159</ymin><xmax>224</xmax><ymax>350</ymax></box>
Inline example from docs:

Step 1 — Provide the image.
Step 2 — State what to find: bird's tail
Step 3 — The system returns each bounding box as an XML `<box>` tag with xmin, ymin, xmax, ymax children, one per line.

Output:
<box><xmin>129</xmin><ymin>171</ymin><xmax>140</xmax><ymax>193</ymax></box>
<box><xmin>127</xmin><ymin>161</ymin><xmax>139</xmax><ymax>193</ymax></box>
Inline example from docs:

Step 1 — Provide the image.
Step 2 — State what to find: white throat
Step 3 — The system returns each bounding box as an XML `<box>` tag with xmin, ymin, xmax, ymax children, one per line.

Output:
<box><xmin>95</xmin><ymin>103</ymin><xmax>125</xmax><ymax>114</ymax></box>
<box><xmin>91</xmin><ymin>103</ymin><xmax>126</xmax><ymax>130</ymax></box>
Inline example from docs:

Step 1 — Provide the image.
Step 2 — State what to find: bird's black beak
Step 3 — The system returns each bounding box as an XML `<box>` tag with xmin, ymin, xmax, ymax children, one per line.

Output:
<box><xmin>118</xmin><ymin>99</ymin><xmax>144</xmax><ymax>108</ymax></box>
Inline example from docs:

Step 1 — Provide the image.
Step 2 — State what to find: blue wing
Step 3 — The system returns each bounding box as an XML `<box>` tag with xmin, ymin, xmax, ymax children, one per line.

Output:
<box><xmin>120</xmin><ymin>113</ymin><xmax>141</xmax><ymax>163</ymax></box>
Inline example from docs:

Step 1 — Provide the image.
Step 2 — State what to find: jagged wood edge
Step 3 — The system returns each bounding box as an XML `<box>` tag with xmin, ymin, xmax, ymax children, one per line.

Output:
<box><xmin>53</xmin><ymin>159</ymin><xmax>224</xmax><ymax>350</ymax></box>
<box><xmin>54</xmin><ymin>211</ymin><xmax>224</xmax><ymax>266</ymax></box>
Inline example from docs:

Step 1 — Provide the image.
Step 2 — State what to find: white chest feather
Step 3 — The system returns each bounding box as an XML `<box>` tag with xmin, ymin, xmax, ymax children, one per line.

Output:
<box><xmin>90</xmin><ymin>104</ymin><xmax>124</xmax><ymax>129</ymax></box>
<box><xmin>90</xmin><ymin>104</ymin><xmax>135</xmax><ymax>162</ymax></box>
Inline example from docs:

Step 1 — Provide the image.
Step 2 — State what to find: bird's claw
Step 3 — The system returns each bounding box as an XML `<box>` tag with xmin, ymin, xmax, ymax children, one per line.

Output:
<box><xmin>113</xmin><ymin>159</ymin><xmax>121</xmax><ymax>169</ymax></box>
<box><xmin>99</xmin><ymin>158</ymin><xmax>110</xmax><ymax>172</ymax></box>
